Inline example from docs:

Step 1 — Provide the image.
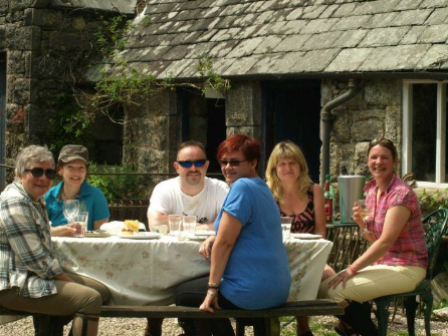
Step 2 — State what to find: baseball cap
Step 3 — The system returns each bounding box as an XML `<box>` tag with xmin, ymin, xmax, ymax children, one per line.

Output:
<box><xmin>58</xmin><ymin>145</ymin><xmax>89</xmax><ymax>164</ymax></box>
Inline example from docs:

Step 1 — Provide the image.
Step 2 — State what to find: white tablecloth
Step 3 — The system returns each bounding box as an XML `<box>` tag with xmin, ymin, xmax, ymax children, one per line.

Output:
<box><xmin>0</xmin><ymin>236</ymin><xmax>333</xmax><ymax>324</ymax></box>
<box><xmin>51</xmin><ymin>236</ymin><xmax>332</xmax><ymax>305</ymax></box>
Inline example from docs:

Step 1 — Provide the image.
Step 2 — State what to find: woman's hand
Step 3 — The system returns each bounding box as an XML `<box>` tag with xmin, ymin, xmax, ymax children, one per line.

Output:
<box><xmin>352</xmin><ymin>201</ymin><xmax>366</xmax><ymax>228</ymax></box>
<box><xmin>50</xmin><ymin>224</ymin><xmax>78</xmax><ymax>237</ymax></box>
<box><xmin>199</xmin><ymin>288</ymin><xmax>221</xmax><ymax>313</ymax></box>
<box><xmin>327</xmin><ymin>268</ymin><xmax>356</xmax><ymax>290</ymax></box>
<box><xmin>199</xmin><ymin>236</ymin><xmax>216</xmax><ymax>260</ymax></box>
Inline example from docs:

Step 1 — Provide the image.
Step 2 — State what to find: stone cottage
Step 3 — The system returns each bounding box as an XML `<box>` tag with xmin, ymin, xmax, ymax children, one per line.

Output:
<box><xmin>94</xmin><ymin>0</ymin><xmax>448</xmax><ymax>191</ymax></box>
<box><xmin>1</xmin><ymin>0</ymin><xmax>448</xmax><ymax>194</ymax></box>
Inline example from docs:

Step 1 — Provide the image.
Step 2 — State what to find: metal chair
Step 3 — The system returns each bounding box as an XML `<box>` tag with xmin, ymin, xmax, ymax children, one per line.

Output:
<box><xmin>374</xmin><ymin>208</ymin><xmax>448</xmax><ymax>336</ymax></box>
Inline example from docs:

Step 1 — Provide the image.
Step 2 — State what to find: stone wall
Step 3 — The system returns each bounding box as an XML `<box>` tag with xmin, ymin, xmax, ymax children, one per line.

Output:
<box><xmin>323</xmin><ymin>78</ymin><xmax>403</xmax><ymax>181</ymax></box>
<box><xmin>123</xmin><ymin>89</ymin><xmax>178</xmax><ymax>193</ymax></box>
<box><xmin>0</xmin><ymin>2</ymin><xmax>122</xmax><ymax>182</ymax></box>
<box><xmin>225</xmin><ymin>81</ymin><xmax>262</xmax><ymax>139</ymax></box>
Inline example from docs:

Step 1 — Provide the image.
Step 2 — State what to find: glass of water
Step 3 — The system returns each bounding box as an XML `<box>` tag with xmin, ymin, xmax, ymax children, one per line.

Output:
<box><xmin>281</xmin><ymin>216</ymin><xmax>293</xmax><ymax>241</ymax></box>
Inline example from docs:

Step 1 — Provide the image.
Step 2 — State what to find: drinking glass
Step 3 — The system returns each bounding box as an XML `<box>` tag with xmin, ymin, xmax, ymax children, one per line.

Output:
<box><xmin>153</xmin><ymin>224</ymin><xmax>168</xmax><ymax>235</ymax></box>
<box><xmin>73</xmin><ymin>212</ymin><xmax>88</xmax><ymax>238</ymax></box>
<box><xmin>183</xmin><ymin>215</ymin><xmax>197</xmax><ymax>238</ymax></box>
<box><xmin>280</xmin><ymin>216</ymin><xmax>293</xmax><ymax>241</ymax></box>
<box><xmin>168</xmin><ymin>215</ymin><xmax>182</xmax><ymax>238</ymax></box>
<box><xmin>63</xmin><ymin>200</ymin><xmax>79</xmax><ymax>223</ymax></box>
<box><xmin>357</xmin><ymin>199</ymin><xmax>369</xmax><ymax>221</ymax></box>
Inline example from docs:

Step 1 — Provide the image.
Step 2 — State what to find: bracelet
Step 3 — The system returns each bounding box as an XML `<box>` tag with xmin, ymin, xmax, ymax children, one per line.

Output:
<box><xmin>347</xmin><ymin>265</ymin><xmax>358</xmax><ymax>275</ymax></box>
<box><xmin>207</xmin><ymin>282</ymin><xmax>220</xmax><ymax>289</ymax></box>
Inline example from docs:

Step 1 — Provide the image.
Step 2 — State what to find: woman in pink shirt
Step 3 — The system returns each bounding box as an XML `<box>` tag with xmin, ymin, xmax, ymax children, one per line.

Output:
<box><xmin>321</xmin><ymin>138</ymin><xmax>427</xmax><ymax>336</ymax></box>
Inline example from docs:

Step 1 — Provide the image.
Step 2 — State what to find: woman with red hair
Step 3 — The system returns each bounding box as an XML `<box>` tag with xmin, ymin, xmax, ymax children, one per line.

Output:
<box><xmin>175</xmin><ymin>134</ymin><xmax>291</xmax><ymax>336</ymax></box>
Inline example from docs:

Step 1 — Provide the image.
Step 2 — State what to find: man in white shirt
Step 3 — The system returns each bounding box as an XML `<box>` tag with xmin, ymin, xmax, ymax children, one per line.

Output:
<box><xmin>147</xmin><ymin>140</ymin><xmax>228</xmax><ymax>232</ymax></box>
<box><xmin>145</xmin><ymin>140</ymin><xmax>228</xmax><ymax>336</ymax></box>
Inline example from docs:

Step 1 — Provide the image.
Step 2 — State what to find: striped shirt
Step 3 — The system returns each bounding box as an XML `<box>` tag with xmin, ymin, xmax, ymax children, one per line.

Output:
<box><xmin>364</xmin><ymin>174</ymin><xmax>428</xmax><ymax>269</ymax></box>
<box><xmin>0</xmin><ymin>181</ymin><xmax>63</xmax><ymax>298</ymax></box>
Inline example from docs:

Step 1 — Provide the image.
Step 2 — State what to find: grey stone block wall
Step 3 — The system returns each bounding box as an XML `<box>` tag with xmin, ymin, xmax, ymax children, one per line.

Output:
<box><xmin>123</xmin><ymin>89</ymin><xmax>178</xmax><ymax>190</ymax></box>
<box><xmin>225</xmin><ymin>81</ymin><xmax>262</xmax><ymax>139</ymax></box>
<box><xmin>323</xmin><ymin>78</ymin><xmax>402</xmax><ymax>180</ymax></box>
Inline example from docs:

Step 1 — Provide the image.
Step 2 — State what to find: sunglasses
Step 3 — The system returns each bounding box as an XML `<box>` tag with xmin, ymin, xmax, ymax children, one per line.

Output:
<box><xmin>24</xmin><ymin>168</ymin><xmax>57</xmax><ymax>179</ymax></box>
<box><xmin>177</xmin><ymin>160</ymin><xmax>207</xmax><ymax>168</ymax></box>
<box><xmin>219</xmin><ymin>159</ymin><xmax>247</xmax><ymax>167</ymax></box>
<box><xmin>370</xmin><ymin>137</ymin><xmax>394</xmax><ymax>146</ymax></box>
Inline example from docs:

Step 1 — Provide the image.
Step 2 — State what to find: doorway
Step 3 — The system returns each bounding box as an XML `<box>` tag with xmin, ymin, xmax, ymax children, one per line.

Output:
<box><xmin>205</xmin><ymin>99</ymin><xmax>226</xmax><ymax>176</ymax></box>
<box><xmin>176</xmin><ymin>89</ymin><xmax>226</xmax><ymax>179</ymax></box>
<box><xmin>0</xmin><ymin>53</ymin><xmax>6</xmax><ymax>191</ymax></box>
<box><xmin>262</xmin><ymin>80</ymin><xmax>321</xmax><ymax>182</ymax></box>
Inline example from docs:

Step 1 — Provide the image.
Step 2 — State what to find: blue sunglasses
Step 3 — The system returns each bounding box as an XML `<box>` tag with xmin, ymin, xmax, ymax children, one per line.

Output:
<box><xmin>177</xmin><ymin>160</ymin><xmax>207</xmax><ymax>168</ymax></box>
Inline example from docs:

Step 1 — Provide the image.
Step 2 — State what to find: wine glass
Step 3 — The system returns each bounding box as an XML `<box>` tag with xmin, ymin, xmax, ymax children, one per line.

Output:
<box><xmin>357</xmin><ymin>199</ymin><xmax>369</xmax><ymax>221</ymax></box>
<box><xmin>63</xmin><ymin>200</ymin><xmax>80</xmax><ymax>223</ymax></box>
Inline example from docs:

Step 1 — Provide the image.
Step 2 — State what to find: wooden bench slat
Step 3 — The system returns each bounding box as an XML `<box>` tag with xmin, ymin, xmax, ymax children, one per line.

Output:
<box><xmin>100</xmin><ymin>300</ymin><xmax>343</xmax><ymax>319</ymax></box>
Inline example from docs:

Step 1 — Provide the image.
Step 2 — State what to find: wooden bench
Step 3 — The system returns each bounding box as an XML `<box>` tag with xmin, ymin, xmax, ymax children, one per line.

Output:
<box><xmin>1</xmin><ymin>300</ymin><xmax>342</xmax><ymax>336</ymax></box>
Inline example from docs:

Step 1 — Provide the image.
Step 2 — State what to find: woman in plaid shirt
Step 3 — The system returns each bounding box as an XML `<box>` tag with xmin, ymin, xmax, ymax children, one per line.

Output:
<box><xmin>0</xmin><ymin>145</ymin><xmax>110</xmax><ymax>336</ymax></box>
<box><xmin>321</xmin><ymin>138</ymin><xmax>428</xmax><ymax>336</ymax></box>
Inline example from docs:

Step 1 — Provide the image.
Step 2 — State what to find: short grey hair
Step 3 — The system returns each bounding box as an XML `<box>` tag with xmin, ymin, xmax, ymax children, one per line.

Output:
<box><xmin>15</xmin><ymin>145</ymin><xmax>55</xmax><ymax>177</ymax></box>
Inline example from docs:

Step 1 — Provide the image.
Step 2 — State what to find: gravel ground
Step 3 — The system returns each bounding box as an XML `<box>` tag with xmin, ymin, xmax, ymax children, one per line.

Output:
<box><xmin>1</xmin><ymin>314</ymin><xmax>448</xmax><ymax>336</ymax></box>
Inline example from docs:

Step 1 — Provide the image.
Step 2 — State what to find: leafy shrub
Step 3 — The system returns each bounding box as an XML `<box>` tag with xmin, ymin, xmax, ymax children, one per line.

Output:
<box><xmin>419</xmin><ymin>187</ymin><xmax>448</xmax><ymax>214</ymax></box>
<box><xmin>87</xmin><ymin>164</ymin><xmax>147</xmax><ymax>200</ymax></box>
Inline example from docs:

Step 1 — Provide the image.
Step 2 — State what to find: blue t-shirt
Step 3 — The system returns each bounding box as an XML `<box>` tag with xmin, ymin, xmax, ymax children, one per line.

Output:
<box><xmin>215</xmin><ymin>177</ymin><xmax>291</xmax><ymax>310</ymax></box>
<box><xmin>45</xmin><ymin>181</ymin><xmax>110</xmax><ymax>231</ymax></box>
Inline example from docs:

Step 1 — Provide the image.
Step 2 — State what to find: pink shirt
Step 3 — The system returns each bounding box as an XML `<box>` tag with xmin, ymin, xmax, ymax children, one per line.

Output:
<box><xmin>364</xmin><ymin>174</ymin><xmax>427</xmax><ymax>269</ymax></box>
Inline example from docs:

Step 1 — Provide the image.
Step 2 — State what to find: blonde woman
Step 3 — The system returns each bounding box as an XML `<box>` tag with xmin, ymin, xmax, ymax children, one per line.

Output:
<box><xmin>266</xmin><ymin>141</ymin><xmax>335</xmax><ymax>336</ymax></box>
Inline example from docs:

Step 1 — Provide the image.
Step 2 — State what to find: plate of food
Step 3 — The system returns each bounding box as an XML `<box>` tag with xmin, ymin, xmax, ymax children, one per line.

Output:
<box><xmin>85</xmin><ymin>230</ymin><xmax>111</xmax><ymax>238</ymax></box>
<box><xmin>290</xmin><ymin>233</ymin><xmax>323</xmax><ymax>240</ymax></box>
<box><xmin>118</xmin><ymin>232</ymin><xmax>160</xmax><ymax>240</ymax></box>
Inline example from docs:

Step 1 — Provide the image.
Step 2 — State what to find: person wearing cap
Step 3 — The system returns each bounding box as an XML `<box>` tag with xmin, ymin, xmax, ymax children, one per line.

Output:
<box><xmin>0</xmin><ymin>145</ymin><xmax>110</xmax><ymax>336</ymax></box>
<box><xmin>45</xmin><ymin>145</ymin><xmax>110</xmax><ymax>235</ymax></box>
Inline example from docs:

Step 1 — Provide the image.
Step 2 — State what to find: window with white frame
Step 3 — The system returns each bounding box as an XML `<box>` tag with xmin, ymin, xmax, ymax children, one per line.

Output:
<box><xmin>403</xmin><ymin>81</ymin><xmax>447</xmax><ymax>187</ymax></box>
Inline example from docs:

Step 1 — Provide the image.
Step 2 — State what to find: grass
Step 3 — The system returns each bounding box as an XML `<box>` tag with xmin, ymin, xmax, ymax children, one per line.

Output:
<box><xmin>276</xmin><ymin>316</ymin><xmax>443</xmax><ymax>336</ymax></box>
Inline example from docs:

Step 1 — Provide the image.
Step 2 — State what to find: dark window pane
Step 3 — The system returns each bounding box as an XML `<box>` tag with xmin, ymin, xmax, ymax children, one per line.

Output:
<box><xmin>412</xmin><ymin>84</ymin><xmax>437</xmax><ymax>182</ymax></box>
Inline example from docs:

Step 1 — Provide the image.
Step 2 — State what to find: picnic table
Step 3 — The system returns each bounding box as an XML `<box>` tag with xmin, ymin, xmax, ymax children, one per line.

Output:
<box><xmin>50</xmin><ymin>235</ymin><xmax>333</xmax><ymax>305</ymax></box>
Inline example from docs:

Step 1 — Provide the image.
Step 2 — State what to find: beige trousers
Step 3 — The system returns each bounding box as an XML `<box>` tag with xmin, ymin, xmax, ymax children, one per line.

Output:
<box><xmin>0</xmin><ymin>273</ymin><xmax>110</xmax><ymax>316</ymax></box>
<box><xmin>319</xmin><ymin>265</ymin><xmax>426</xmax><ymax>304</ymax></box>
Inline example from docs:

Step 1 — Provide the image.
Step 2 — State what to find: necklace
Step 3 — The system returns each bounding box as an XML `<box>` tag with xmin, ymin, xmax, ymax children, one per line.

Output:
<box><xmin>61</xmin><ymin>187</ymin><xmax>78</xmax><ymax>201</ymax></box>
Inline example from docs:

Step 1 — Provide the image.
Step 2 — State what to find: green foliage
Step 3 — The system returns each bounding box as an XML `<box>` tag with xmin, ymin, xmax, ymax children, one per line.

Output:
<box><xmin>45</xmin><ymin>92</ymin><xmax>95</xmax><ymax>153</ymax></box>
<box><xmin>94</xmin><ymin>13</ymin><xmax>129</xmax><ymax>57</ymax></box>
<box><xmin>419</xmin><ymin>188</ymin><xmax>448</xmax><ymax>212</ymax></box>
<box><xmin>87</xmin><ymin>164</ymin><xmax>147</xmax><ymax>200</ymax></box>
<box><xmin>140</xmin><ymin>16</ymin><xmax>151</xmax><ymax>27</ymax></box>
<box><xmin>196</xmin><ymin>57</ymin><xmax>231</xmax><ymax>95</ymax></box>
<box><xmin>95</xmin><ymin>66</ymin><xmax>159</xmax><ymax>106</ymax></box>
<box><xmin>434</xmin><ymin>298</ymin><xmax>448</xmax><ymax>310</ymax></box>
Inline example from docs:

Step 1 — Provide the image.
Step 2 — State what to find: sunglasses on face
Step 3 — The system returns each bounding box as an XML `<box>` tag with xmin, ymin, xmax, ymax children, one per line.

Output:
<box><xmin>176</xmin><ymin>160</ymin><xmax>207</xmax><ymax>168</ymax></box>
<box><xmin>24</xmin><ymin>168</ymin><xmax>57</xmax><ymax>179</ymax></box>
<box><xmin>219</xmin><ymin>159</ymin><xmax>247</xmax><ymax>167</ymax></box>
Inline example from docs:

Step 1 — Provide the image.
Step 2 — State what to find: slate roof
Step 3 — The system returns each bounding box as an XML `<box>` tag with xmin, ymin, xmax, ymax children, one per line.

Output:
<box><xmin>104</xmin><ymin>0</ymin><xmax>448</xmax><ymax>80</ymax></box>
<box><xmin>50</xmin><ymin>0</ymin><xmax>138</xmax><ymax>14</ymax></box>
